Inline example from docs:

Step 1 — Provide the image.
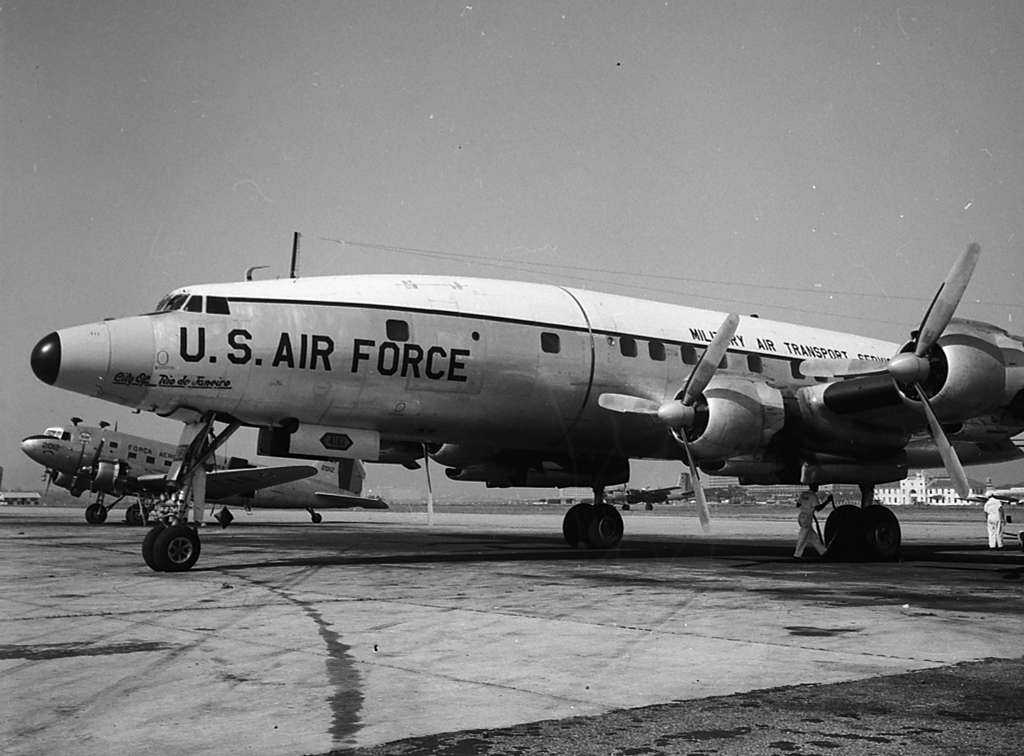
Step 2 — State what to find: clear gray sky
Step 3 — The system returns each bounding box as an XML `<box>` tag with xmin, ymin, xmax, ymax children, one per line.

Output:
<box><xmin>2</xmin><ymin>2</ymin><xmax>1023</xmax><ymax>496</ymax></box>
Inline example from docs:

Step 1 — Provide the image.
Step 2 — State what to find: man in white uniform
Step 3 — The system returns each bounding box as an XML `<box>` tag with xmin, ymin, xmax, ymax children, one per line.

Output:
<box><xmin>983</xmin><ymin>495</ymin><xmax>1005</xmax><ymax>549</ymax></box>
<box><xmin>794</xmin><ymin>488</ymin><xmax>830</xmax><ymax>558</ymax></box>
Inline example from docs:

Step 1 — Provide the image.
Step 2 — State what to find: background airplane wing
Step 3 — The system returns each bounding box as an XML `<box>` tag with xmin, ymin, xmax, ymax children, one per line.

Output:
<box><xmin>206</xmin><ymin>465</ymin><xmax>318</xmax><ymax>499</ymax></box>
<box><xmin>312</xmin><ymin>491</ymin><xmax>390</xmax><ymax>509</ymax></box>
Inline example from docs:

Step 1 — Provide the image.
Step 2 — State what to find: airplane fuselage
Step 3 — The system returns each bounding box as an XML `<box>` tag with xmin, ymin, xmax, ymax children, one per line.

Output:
<box><xmin>31</xmin><ymin>274</ymin><xmax>1024</xmax><ymax>487</ymax></box>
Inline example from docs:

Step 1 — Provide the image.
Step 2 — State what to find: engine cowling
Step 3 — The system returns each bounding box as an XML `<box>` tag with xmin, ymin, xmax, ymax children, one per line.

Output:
<box><xmin>904</xmin><ymin>320</ymin><xmax>1007</xmax><ymax>419</ymax></box>
<box><xmin>53</xmin><ymin>471</ymin><xmax>78</xmax><ymax>492</ymax></box>
<box><xmin>429</xmin><ymin>443</ymin><xmax>496</xmax><ymax>468</ymax></box>
<box><xmin>91</xmin><ymin>460</ymin><xmax>126</xmax><ymax>495</ymax></box>
<box><xmin>686</xmin><ymin>375</ymin><xmax>785</xmax><ymax>461</ymax></box>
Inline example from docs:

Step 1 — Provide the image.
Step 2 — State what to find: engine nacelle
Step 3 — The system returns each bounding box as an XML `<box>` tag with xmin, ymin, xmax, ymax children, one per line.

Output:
<box><xmin>429</xmin><ymin>443</ymin><xmax>496</xmax><ymax>468</ymax></box>
<box><xmin>445</xmin><ymin>456</ymin><xmax>630</xmax><ymax>489</ymax></box>
<box><xmin>91</xmin><ymin>460</ymin><xmax>126</xmax><ymax>495</ymax></box>
<box><xmin>909</xmin><ymin>321</ymin><xmax>1007</xmax><ymax>419</ymax></box>
<box><xmin>687</xmin><ymin>375</ymin><xmax>784</xmax><ymax>461</ymax></box>
<box><xmin>53</xmin><ymin>471</ymin><xmax>78</xmax><ymax>493</ymax></box>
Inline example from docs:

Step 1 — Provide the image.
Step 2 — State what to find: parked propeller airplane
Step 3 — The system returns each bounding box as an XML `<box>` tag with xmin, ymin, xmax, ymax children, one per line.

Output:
<box><xmin>28</xmin><ymin>243</ymin><xmax>1024</xmax><ymax>571</ymax></box>
<box><xmin>212</xmin><ymin>457</ymin><xmax>388</xmax><ymax>524</ymax></box>
<box><xmin>20</xmin><ymin>421</ymin><xmax>383</xmax><ymax>525</ymax></box>
<box><xmin>595</xmin><ymin>472</ymin><xmax>692</xmax><ymax>510</ymax></box>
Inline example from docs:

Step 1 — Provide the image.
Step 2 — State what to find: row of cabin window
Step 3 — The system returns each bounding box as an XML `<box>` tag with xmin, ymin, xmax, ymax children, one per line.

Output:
<box><xmin>543</xmin><ymin>331</ymin><xmax>800</xmax><ymax>378</ymax></box>
<box><xmin>383</xmin><ymin>319</ymin><xmax>803</xmax><ymax>379</ymax></box>
<box><xmin>105</xmin><ymin>441</ymin><xmax>169</xmax><ymax>466</ymax></box>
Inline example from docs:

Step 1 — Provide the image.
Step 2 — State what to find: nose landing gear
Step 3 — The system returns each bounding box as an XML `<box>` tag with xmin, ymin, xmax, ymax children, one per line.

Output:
<box><xmin>141</xmin><ymin>414</ymin><xmax>239</xmax><ymax>572</ymax></box>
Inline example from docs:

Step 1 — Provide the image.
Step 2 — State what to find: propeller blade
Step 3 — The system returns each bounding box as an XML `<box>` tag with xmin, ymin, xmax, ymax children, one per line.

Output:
<box><xmin>914</xmin><ymin>243</ymin><xmax>980</xmax><ymax>358</ymax></box>
<box><xmin>916</xmin><ymin>384</ymin><xmax>971</xmax><ymax>499</ymax></box>
<box><xmin>681</xmin><ymin>313</ymin><xmax>739</xmax><ymax>406</ymax></box>
<box><xmin>678</xmin><ymin>432</ymin><xmax>711</xmax><ymax>533</ymax></box>
<box><xmin>798</xmin><ymin>358</ymin><xmax>888</xmax><ymax>379</ymax></box>
<box><xmin>598</xmin><ymin>393</ymin><xmax>661</xmax><ymax>415</ymax></box>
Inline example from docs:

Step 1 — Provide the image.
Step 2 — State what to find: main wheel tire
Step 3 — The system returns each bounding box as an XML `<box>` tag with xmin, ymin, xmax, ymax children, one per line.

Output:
<box><xmin>586</xmin><ymin>503</ymin><xmax>624</xmax><ymax>550</ymax></box>
<box><xmin>151</xmin><ymin>524</ymin><xmax>201</xmax><ymax>572</ymax></box>
<box><xmin>824</xmin><ymin>505</ymin><xmax>866</xmax><ymax>561</ymax></box>
<box><xmin>562</xmin><ymin>503</ymin><xmax>593</xmax><ymax>548</ymax></box>
<box><xmin>125</xmin><ymin>502</ymin><xmax>145</xmax><ymax>526</ymax></box>
<box><xmin>142</xmin><ymin>525</ymin><xmax>164</xmax><ymax>571</ymax></box>
<box><xmin>862</xmin><ymin>505</ymin><xmax>901</xmax><ymax>561</ymax></box>
<box><xmin>311</xmin><ymin>512</ymin><xmax>323</xmax><ymax>524</ymax></box>
<box><xmin>85</xmin><ymin>503</ymin><xmax>108</xmax><ymax>525</ymax></box>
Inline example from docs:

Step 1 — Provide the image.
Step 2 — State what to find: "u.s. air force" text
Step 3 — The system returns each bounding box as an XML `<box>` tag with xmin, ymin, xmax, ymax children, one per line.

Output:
<box><xmin>178</xmin><ymin>327</ymin><xmax>468</xmax><ymax>382</ymax></box>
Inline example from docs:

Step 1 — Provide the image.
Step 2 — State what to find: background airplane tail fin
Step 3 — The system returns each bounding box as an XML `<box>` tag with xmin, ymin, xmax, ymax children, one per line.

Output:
<box><xmin>337</xmin><ymin>459</ymin><xmax>366</xmax><ymax>495</ymax></box>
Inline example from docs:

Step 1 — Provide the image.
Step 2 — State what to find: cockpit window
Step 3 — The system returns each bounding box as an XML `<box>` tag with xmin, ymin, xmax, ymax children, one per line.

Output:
<box><xmin>154</xmin><ymin>293</ymin><xmax>188</xmax><ymax>312</ymax></box>
<box><xmin>184</xmin><ymin>296</ymin><xmax>203</xmax><ymax>312</ymax></box>
<box><xmin>206</xmin><ymin>296</ymin><xmax>230</xmax><ymax>315</ymax></box>
<box><xmin>44</xmin><ymin>427</ymin><xmax>64</xmax><ymax>439</ymax></box>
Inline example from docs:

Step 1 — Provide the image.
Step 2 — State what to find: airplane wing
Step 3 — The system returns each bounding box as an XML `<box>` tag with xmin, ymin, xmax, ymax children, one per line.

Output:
<box><xmin>312</xmin><ymin>491</ymin><xmax>389</xmax><ymax>509</ymax></box>
<box><xmin>206</xmin><ymin>465</ymin><xmax>318</xmax><ymax>499</ymax></box>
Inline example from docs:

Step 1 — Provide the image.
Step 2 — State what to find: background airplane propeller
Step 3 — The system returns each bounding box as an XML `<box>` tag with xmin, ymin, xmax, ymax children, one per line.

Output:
<box><xmin>800</xmin><ymin>244</ymin><xmax>980</xmax><ymax>498</ymax></box>
<box><xmin>599</xmin><ymin>313</ymin><xmax>740</xmax><ymax>532</ymax></box>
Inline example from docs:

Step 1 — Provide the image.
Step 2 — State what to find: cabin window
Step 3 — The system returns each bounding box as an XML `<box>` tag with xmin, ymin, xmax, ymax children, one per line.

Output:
<box><xmin>746</xmin><ymin>354</ymin><xmax>763</xmax><ymax>373</ymax></box>
<box><xmin>541</xmin><ymin>332</ymin><xmax>561</xmax><ymax>354</ymax></box>
<box><xmin>648</xmin><ymin>341</ymin><xmax>666</xmax><ymax>361</ymax></box>
<box><xmin>719</xmin><ymin>355</ymin><xmax>729</xmax><ymax>369</ymax></box>
<box><xmin>790</xmin><ymin>360</ymin><xmax>804</xmax><ymax>380</ymax></box>
<box><xmin>109</xmin><ymin>441</ymin><xmax>118</xmax><ymax>449</ymax></box>
<box><xmin>146</xmin><ymin>456</ymin><xmax>156</xmax><ymax>464</ymax></box>
<box><xmin>164</xmin><ymin>460</ymin><xmax>173</xmax><ymax>467</ymax></box>
<box><xmin>128</xmin><ymin>452</ymin><xmax>137</xmax><ymax>459</ymax></box>
<box><xmin>206</xmin><ymin>296</ymin><xmax>230</xmax><ymax>315</ymax></box>
<box><xmin>184</xmin><ymin>296</ymin><xmax>203</xmax><ymax>313</ymax></box>
<box><xmin>680</xmin><ymin>345</ymin><xmax>698</xmax><ymax>364</ymax></box>
<box><xmin>386</xmin><ymin>319</ymin><xmax>410</xmax><ymax>342</ymax></box>
<box><xmin>620</xmin><ymin>336</ymin><xmax>638</xmax><ymax>358</ymax></box>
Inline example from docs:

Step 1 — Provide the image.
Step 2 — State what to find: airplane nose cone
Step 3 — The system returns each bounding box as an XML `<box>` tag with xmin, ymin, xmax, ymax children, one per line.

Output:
<box><xmin>31</xmin><ymin>332</ymin><xmax>61</xmax><ymax>385</ymax></box>
<box><xmin>19</xmin><ymin>436</ymin><xmax>47</xmax><ymax>462</ymax></box>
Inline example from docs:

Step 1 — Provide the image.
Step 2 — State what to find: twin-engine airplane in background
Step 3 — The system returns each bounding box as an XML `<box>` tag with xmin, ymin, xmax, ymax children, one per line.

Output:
<box><xmin>29</xmin><ymin>243</ymin><xmax>1024</xmax><ymax>571</ymax></box>
<box><xmin>20</xmin><ymin>421</ymin><xmax>384</xmax><ymax>525</ymax></box>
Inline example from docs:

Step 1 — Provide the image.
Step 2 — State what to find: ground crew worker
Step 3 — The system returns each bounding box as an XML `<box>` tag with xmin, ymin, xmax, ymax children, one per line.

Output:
<box><xmin>794</xmin><ymin>488</ymin><xmax>830</xmax><ymax>558</ymax></box>
<box><xmin>983</xmin><ymin>495</ymin><xmax>1005</xmax><ymax>549</ymax></box>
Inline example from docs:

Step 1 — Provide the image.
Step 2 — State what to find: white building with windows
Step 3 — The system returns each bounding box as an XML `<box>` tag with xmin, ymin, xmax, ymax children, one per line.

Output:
<box><xmin>875</xmin><ymin>470</ymin><xmax>985</xmax><ymax>506</ymax></box>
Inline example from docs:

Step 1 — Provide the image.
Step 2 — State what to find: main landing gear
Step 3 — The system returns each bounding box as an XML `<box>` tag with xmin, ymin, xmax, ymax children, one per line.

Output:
<box><xmin>562</xmin><ymin>487</ymin><xmax>625</xmax><ymax>550</ymax></box>
<box><xmin>141</xmin><ymin>415</ymin><xmax>240</xmax><ymax>573</ymax></box>
<box><xmin>821</xmin><ymin>484</ymin><xmax>901</xmax><ymax>561</ymax></box>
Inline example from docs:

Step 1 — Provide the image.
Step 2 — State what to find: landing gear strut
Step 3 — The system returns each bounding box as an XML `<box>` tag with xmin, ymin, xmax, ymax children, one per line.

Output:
<box><xmin>562</xmin><ymin>487</ymin><xmax>624</xmax><ymax>550</ymax></box>
<box><xmin>141</xmin><ymin>415</ymin><xmax>239</xmax><ymax>572</ymax></box>
<box><xmin>306</xmin><ymin>508</ymin><xmax>323</xmax><ymax>524</ymax></box>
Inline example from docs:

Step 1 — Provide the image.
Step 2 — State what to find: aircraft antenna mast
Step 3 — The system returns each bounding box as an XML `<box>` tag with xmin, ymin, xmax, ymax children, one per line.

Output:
<box><xmin>289</xmin><ymin>231</ymin><xmax>301</xmax><ymax>278</ymax></box>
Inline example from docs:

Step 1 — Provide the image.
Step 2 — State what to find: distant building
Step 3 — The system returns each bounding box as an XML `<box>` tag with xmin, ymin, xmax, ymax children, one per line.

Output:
<box><xmin>875</xmin><ymin>470</ymin><xmax>984</xmax><ymax>506</ymax></box>
<box><xmin>0</xmin><ymin>491</ymin><xmax>42</xmax><ymax>506</ymax></box>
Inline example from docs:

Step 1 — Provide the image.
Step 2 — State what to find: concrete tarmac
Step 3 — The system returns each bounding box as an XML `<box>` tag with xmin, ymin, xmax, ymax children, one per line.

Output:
<box><xmin>1</xmin><ymin>505</ymin><xmax>1022</xmax><ymax>755</ymax></box>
